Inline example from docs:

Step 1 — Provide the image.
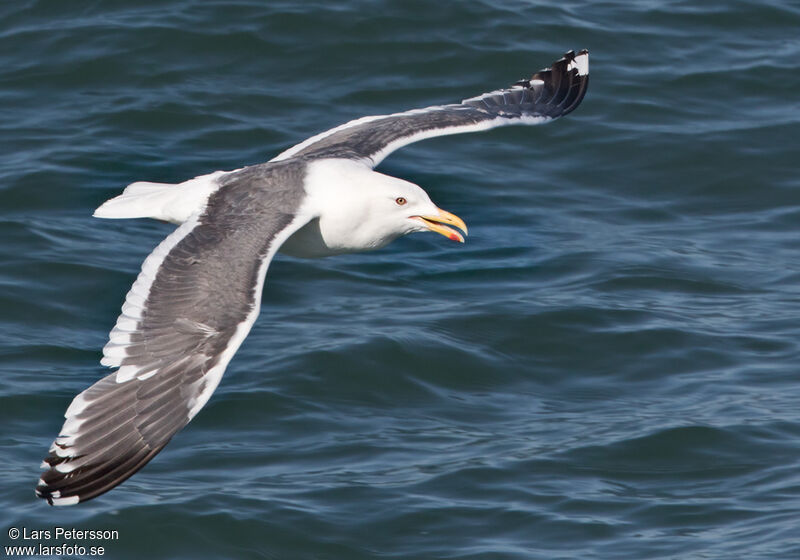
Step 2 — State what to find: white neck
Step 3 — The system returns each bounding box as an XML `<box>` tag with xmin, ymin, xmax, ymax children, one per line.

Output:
<box><xmin>289</xmin><ymin>158</ymin><xmax>413</xmax><ymax>256</ymax></box>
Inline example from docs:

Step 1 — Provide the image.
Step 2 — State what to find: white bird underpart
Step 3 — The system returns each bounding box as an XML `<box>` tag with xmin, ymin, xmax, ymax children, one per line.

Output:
<box><xmin>36</xmin><ymin>49</ymin><xmax>589</xmax><ymax>505</ymax></box>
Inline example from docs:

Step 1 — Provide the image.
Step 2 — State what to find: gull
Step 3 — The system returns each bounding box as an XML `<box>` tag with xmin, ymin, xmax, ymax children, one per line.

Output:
<box><xmin>37</xmin><ymin>49</ymin><xmax>589</xmax><ymax>505</ymax></box>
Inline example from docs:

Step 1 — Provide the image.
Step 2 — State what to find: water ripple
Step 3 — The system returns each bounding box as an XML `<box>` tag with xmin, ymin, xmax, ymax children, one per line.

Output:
<box><xmin>1</xmin><ymin>1</ymin><xmax>799</xmax><ymax>559</ymax></box>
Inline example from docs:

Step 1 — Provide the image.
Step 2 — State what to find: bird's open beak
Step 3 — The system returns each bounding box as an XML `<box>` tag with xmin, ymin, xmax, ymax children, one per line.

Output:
<box><xmin>414</xmin><ymin>208</ymin><xmax>468</xmax><ymax>243</ymax></box>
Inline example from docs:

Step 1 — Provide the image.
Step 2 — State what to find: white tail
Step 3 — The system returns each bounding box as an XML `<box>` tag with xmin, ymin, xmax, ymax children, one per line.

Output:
<box><xmin>93</xmin><ymin>171</ymin><xmax>229</xmax><ymax>224</ymax></box>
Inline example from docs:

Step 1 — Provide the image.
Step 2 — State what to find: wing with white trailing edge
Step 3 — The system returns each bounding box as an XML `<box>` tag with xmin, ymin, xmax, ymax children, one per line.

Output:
<box><xmin>36</xmin><ymin>163</ymin><xmax>312</xmax><ymax>505</ymax></box>
<box><xmin>273</xmin><ymin>50</ymin><xmax>588</xmax><ymax>167</ymax></box>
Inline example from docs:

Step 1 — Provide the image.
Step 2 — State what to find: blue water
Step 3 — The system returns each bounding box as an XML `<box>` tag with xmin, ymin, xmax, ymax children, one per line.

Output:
<box><xmin>2</xmin><ymin>1</ymin><xmax>800</xmax><ymax>558</ymax></box>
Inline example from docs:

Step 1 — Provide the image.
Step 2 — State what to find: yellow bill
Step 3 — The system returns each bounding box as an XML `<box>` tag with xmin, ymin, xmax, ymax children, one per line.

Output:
<box><xmin>415</xmin><ymin>208</ymin><xmax>468</xmax><ymax>243</ymax></box>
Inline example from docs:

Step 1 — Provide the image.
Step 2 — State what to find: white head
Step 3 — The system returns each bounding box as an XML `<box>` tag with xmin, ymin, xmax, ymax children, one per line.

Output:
<box><xmin>305</xmin><ymin>160</ymin><xmax>467</xmax><ymax>255</ymax></box>
<box><xmin>356</xmin><ymin>174</ymin><xmax>467</xmax><ymax>247</ymax></box>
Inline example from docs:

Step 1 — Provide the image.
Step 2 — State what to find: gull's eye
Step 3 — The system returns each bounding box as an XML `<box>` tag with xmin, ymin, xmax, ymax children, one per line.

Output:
<box><xmin>395</xmin><ymin>197</ymin><xmax>407</xmax><ymax>206</ymax></box>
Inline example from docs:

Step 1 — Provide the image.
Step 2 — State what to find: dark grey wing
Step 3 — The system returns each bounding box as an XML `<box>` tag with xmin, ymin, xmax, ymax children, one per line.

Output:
<box><xmin>273</xmin><ymin>50</ymin><xmax>588</xmax><ymax>167</ymax></box>
<box><xmin>36</xmin><ymin>164</ymin><xmax>312</xmax><ymax>505</ymax></box>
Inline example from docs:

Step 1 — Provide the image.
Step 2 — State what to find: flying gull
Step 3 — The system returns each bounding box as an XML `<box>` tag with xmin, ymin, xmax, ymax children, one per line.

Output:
<box><xmin>36</xmin><ymin>49</ymin><xmax>589</xmax><ymax>505</ymax></box>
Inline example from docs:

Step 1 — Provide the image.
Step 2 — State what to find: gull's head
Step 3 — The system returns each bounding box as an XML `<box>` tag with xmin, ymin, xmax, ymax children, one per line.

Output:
<box><xmin>305</xmin><ymin>161</ymin><xmax>468</xmax><ymax>255</ymax></box>
<box><xmin>374</xmin><ymin>178</ymin><xmax>467</xmax><ymax>242</ymax></box>
<box><xmin>352</xmin><ymin>173</ymin><xmax>468</xmax><ymax>251</ymax></box>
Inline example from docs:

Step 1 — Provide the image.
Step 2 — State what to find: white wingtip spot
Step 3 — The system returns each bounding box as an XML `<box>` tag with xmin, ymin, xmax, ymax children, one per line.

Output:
<box><xmin>40</xmin><ymin>461</ymin><xmax>49</xmax><ymax>469</ymax></box>
<box><xmin>51</xmin><ymin>495</ymin><xmax>80</xmax><ymax>506</ymax></box>
<box><xmin>569</xmin><ymin>52</ymin><xmax>589</xmax><ymax>76</ymax></box>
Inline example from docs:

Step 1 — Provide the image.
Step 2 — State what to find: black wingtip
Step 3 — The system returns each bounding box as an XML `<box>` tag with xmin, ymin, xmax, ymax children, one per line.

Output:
<box><xmin>35</xmin><ymin>470</ymin><xmax>81</xmax><ymax>506</ymax></box>
<box><xmin>523</xmin><ymin>49</ymin><xmax>589</xmax><ymax>117</ymax></box>
<box><xmin>35</xmin><ymin>441</ymin><xmax>173</xmax><ymax>506</ymax></box>
<box><xmin>536</xmin><ymin>49</ymin><xmax>589</xmax><ymax>76</ymax></box>
<box><xmin>462</xmin><ymin>48</ymin><xmax>589</xmax><ymax>120</ymax></box>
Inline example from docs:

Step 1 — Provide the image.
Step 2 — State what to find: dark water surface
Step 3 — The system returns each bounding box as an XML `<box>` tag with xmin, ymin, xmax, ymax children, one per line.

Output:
<box><xmin>2</xmin><ymin>1</ymin><xmax>799</xmax><ymax>558</ymax></box>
